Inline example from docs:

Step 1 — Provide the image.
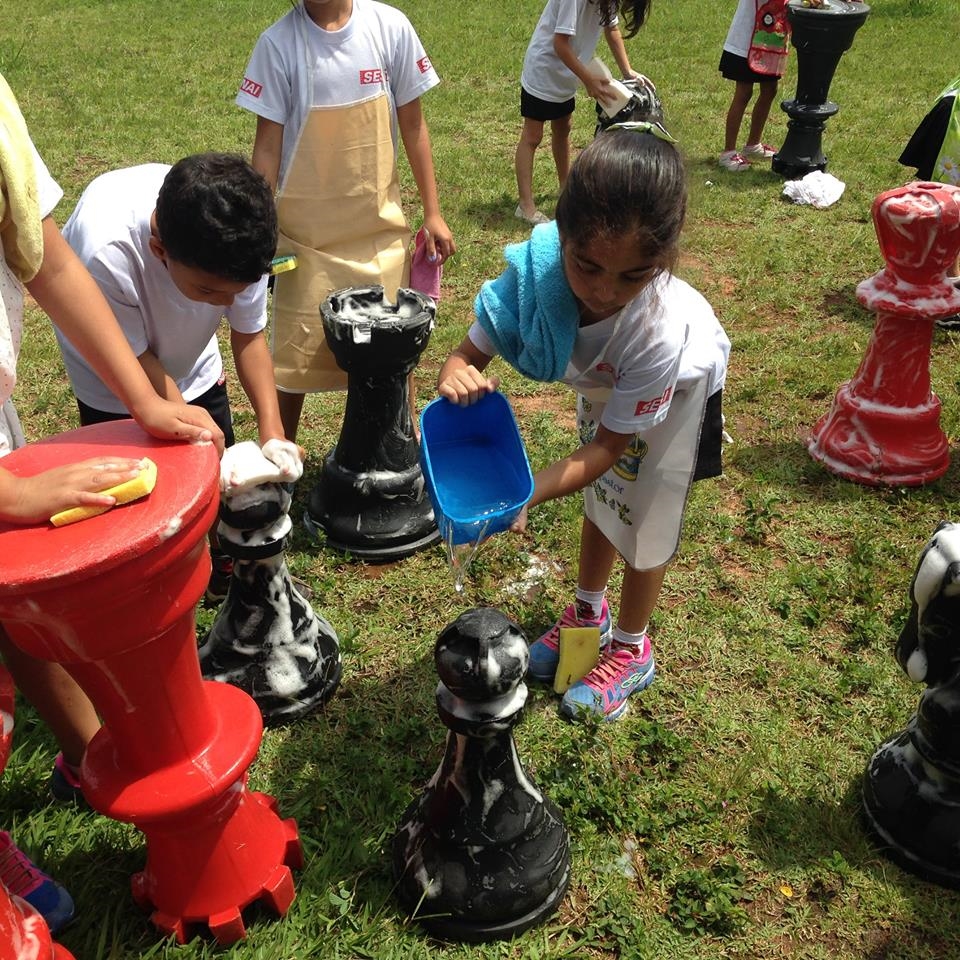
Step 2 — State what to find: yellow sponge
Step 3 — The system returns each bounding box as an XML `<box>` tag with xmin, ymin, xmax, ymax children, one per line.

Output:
<box><xmin>50</xmin><ymin>458</ymin><xmax>158</xmax><ymax>527</ymax></box>
<box><xmin>553</xmin><ymin>626</ymin><xmax>601</xmax><ymax>694</ymax></box>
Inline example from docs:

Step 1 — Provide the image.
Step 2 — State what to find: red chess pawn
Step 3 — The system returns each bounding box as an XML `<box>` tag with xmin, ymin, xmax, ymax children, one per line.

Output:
<box><xmin>0</xmin><ymin>421</ymin><xmax>302</xmax><ymax>945</ymax></box>
<box><xmin>809</xmin><ymin>181</ymin><xmax>960</xmax><ymax>485</ymax></box>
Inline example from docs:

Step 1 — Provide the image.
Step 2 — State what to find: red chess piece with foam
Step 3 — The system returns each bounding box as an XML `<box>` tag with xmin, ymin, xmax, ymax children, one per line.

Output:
<box><xmin>809</xmin><ymin>181</ymin><xmax>960</xmax><ymax>485</ymax></box>
<box><xmin>0</xmin><ymin>421</ymin><xmax>302</xmax><ymax>945</ymax></box>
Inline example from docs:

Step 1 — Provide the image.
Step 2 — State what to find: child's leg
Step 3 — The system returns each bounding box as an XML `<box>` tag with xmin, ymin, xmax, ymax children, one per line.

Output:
<box><xmin>527</xmin><ymin>516</ymin><xmax>616</xmax><ymax>682</ymax></box>
<box><xmin>0</xmin><ymin>628</ymin><xmax>98</xmax><ymax>768</ymax></box>
<box><xmin>515</xmin><ymin>117</ymin><xmax>546</xmax><ymax>217</ymax></box>
<box><xmin>617</xmin><ymin>563</ymin><xmax>668</xmax><ymax>636</ymax></box>
<box><xmin>549</xmin><ymin>114</ymin><xmax>574</xmax><ymax>192</ymax></box>
<box><xmin>745</xmin><ymin>78</ymin><xmax>780</xmax><ymax>148</ymax></box>
<box><xmin>277</xmin><ymin>390</ymin><xmax>305</xmax><ymax>444</ymax></box>
<box><xmin>724</xmin><ymin>81</ymin><xmax>754</xmax><ymax>152</ymax></box>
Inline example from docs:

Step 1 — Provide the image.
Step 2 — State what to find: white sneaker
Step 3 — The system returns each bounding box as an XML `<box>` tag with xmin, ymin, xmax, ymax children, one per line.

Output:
<box><xmin>719</xmin><ymin>150</ymin><xmax>751</xmax><ymax>172</ymax></box>
<box><xmin>742</xmin><ymin>142</ymin><xmax>777</xmax><ymax>158</ymax></box>
<box><xmin>515</xmin><ymin>204</ymin><xmax>551</xmax><ymax>225</ymax></box>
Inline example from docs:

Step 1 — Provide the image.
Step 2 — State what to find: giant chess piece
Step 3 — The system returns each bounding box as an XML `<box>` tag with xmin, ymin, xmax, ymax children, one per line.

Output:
<box><xmin>305</xmin><ymin>285</ymin><xmax>439</xmax><ymax>560</ymax></box>
<box><xmin>809</xmin><ymin>182</ymin><xmax>960</xmax><ymax>485</ymax></box>
<box><xmin>0</xmin><ymin>422</ymin><xmax>301</xmax><ymax>944</ymax></box>
<box><xmin>863</xmin><ymin>522</ymin><xmax>960</xmax><ymax>887</ymax></box>
<box><xmin>200</xmin><ymin>442</ymin><xmax>341</xmax><ymax>726</ymax></box>
<box><xmin>772</xmin><ymin>0</ymin><xmax>870</xmax><ymax>178</ymax></box>
<box><xmin>393</xmin><ymin>608</ymin><xmax>570</xmax><ymax>941</ymax></box>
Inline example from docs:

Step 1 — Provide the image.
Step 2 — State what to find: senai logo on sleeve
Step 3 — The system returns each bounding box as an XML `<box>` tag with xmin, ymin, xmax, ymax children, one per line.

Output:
<box><xmin>240</xmin><ymin>77</ymin><xmax>262</xmax><ymax>98</ymax></box>
<box><xmin>634</xmin><ymin>386</ymin><xmax>672</xmax><ymax>417</ymax></box>
<box><xmin>417</xmin><ymin>56</ymin><xmax>432</xmax><ymax>73</ymax></box>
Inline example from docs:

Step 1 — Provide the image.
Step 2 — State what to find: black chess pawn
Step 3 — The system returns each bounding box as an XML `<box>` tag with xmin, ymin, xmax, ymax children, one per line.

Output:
<box><xmin>393</xmin><ymin>607</ymin><xmax>570</xmax><ymax>941</ymax></box>
<box><xmin>199</xmin><ymin>466</ymin><xmax>341</xmax><ymax>726</ymax></box>
<box><xmin>862</xmin><ymin>521</ymin><xmax>960</xmax><ymax>886</ymax></box>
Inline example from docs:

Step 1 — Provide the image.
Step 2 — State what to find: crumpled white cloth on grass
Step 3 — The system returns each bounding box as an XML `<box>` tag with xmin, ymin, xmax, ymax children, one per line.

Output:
<box><xmin>782</xmin><ymin>170</ymin><xmax>846</xmax><ymax>209</ymax></box>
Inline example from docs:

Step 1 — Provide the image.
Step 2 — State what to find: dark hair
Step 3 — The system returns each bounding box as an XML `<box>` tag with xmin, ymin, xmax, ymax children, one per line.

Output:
<box><xmin>555</xmin><ymin>129</ymin><xmax>686</xmax><ymax>272</ymax></box>
<box><xmin>594</xmin><ymin>0</ymin><xmax>651</xmax><ymax>39</ymax></box>
<box><xmin>155</xmin><ymin>153</ymin><xmax>277</xmax><ymax>284</ymax></box>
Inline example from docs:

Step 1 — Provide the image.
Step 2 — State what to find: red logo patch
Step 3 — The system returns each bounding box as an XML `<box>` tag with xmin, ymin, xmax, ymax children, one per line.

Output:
<box><xmin>360</xmin><ymin>68</ymin><xmax>386</xmax><ymax>85</ymax></box>
<box><xmin>240</xmin><ymin>77</ymin><xmax>262</xmax><ymax>98</ymax></box>
<box><xmin>634</xmin><ymin>386</ymin><xmax>672</xmax><ymax>417</ymax></box>
<box><xmin>417</xmin><ymin>55</ymin><xmax>432</xmax><ymax>74</ymax></box>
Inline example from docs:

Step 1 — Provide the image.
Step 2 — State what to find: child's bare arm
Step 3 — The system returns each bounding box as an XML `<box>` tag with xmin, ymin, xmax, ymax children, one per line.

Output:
<box><xmin>437</xmin><ymin>336</ymin><xmax>499</xmax><ymax>405</ymax></box>
<box><xmin>553</xmin><ymin>33</ymin><xmax>613</xmax><ymax>104</ymax></box>
<box><xmin>397</xmin><ymin>98</ymin><xmax>455</xmax><ymax>263</ymax></box>
<box><xmin>0</xmin><ymin>457</ymin><xmax>143</xmax><ymax>525</ymax></box>
<box><xmin>251</xmin><ymin>116</ymin><xmax>283</xmax><ymax>192</ymax></box>
<box><xmin>230</xmin><ymin>329</ymin><xmax>286</xmax><ymax>444</ymax></box>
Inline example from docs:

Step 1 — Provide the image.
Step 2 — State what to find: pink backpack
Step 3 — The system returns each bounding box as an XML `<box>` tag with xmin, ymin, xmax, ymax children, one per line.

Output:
<box><xmin>748</xmin><ymin>0</ymin><xmax>790</xmax><ymax>77</ymax></box>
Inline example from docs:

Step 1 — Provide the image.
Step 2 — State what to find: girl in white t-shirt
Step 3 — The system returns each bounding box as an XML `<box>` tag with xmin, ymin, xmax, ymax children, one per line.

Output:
<box><xmin>514</xmin><ymin>0</ymin><xmax>653</xmax><ymax>225</ymax></box>
<box><xmin>440</xmin><ymin>125</ymin><xmax>730</xmax><ymax>722</ymax></box>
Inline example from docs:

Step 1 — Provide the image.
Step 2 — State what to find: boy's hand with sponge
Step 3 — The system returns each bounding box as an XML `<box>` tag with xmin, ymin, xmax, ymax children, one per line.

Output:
<box><xmin>0</xmin><ymin>456</ymin><xmax>147</xmax><ymax>526</ymax></box>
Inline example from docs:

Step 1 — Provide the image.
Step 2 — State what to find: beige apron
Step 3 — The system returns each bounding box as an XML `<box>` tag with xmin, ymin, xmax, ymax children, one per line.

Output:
<box><xmin>272</xmin><ymin>84</ymin><xmax>411</xmax><ymax>393</ymax></box>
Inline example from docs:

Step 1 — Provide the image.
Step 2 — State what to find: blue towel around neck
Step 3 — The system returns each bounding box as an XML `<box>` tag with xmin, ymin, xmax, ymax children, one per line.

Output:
<box><xmin>474</xmin><ymin>221</ymin><xmax>579</xmax><ymax>382</ymax></box>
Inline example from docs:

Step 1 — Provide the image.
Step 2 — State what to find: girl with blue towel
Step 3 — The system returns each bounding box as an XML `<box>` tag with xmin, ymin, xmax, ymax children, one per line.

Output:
<box><xmin>438</xmin><ymin>124</ymin><xmax>730</xmax><ymax>722</ymax></box>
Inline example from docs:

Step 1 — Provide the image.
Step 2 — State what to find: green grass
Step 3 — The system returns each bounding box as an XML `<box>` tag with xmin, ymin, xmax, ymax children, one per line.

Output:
<box><xmin>5</xmin><ymin>0</ymin><xmax>960</xmax><ymax>957</ymax></box>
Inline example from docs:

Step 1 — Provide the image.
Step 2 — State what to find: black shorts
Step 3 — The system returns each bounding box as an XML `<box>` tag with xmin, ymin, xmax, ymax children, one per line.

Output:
<box><xmin>521</xmin><ymin>86</ymin><xmax>576</xmax><ymax>122</ymax></box>
<box><xmin>76</xmin><ymin>377</ymin><xmax>236</xmax><ymax>448</ymax></box>
<box><xmin>693</xmin><ymin>389</ymin><xmax>724</xmax><ymax>482</ymax></box>
<box><xmin>719</xmin><ymin>50</ymin><xmax>781</xmax><ymax>85</ymax></box>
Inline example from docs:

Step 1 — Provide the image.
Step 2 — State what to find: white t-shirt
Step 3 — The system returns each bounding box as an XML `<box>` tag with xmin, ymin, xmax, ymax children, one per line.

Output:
<box><xmin>521</xmin><ymin>0</ymin><xmax>615</xmax><ymax>104</ymax></box>
<box><xmin>468</xmin><ymin>274</ymin><xmax>729</xmax><ymax>435</ymax></box>
<box><xmin>56</xmin><ymin>163</ymin><xmax>267</xmax><ymax>414</ymax></box>
<box><xmin>236</xmin><ymin>0</ymin><xmax>439</xmax><ymax>186</ymax></box>
<box><xmin>723</xmin><ymin>0</ymin><xmax>756</xmax><ymax>58</ymax></box>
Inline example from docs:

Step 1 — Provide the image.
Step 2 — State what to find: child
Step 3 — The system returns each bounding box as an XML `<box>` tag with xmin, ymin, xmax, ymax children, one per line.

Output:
<box><xmin>515</xmin><ymin>0</ymin><xmax>653</xmax><ymax>225</ymax></box>
<box><xmin>899</xmin><ymin>75</ymin><xmax>960</xmax><ymax>327</ymax></box>
<box><xmin>236</xmin><ymin>0</ymin><xmax>456</xmax><ymax>442</ymax></box>
<box><xmin>718</xmin><ymin>0</ymin><xmax>789</xmax><ymax>171</ymax></box>
<box><xmin>438</xmin><ymin>126</ymin><xmax>730</xmax><ymax>722</ymax></box>
<box><xmin>53</xmin><ymin>153</ymin><xmax>290</xmax><ymax>600</ymax></box>
<box><xmin>0</xmin><ymin>73</ymin><xmax>220</xmax><ymax>934</ymax></box>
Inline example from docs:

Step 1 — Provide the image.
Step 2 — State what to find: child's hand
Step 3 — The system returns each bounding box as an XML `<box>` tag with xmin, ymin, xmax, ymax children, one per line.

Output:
<box><xmin>133</xmin><ymin>396</ymin><xmax>226</xmax><ymax>456</ymax></box>
<box><xmin>586</xmin><ymin>76</ymin><xmax>617</xmax><ymax>106</ymax></box>
<box><xmin>627</xmin><ymin>71</ymin><xmax>656</xmax><ymax>93</ymax></box>
<box><xmin>509</xmin><ymin>503</ymin><xmax>529</xmax><ymax>534</ymax></box>
<box><xmin>437</xmin><ymin>365</ymin><xmax>500</xmax><ymax>406</ymax></box>
<box><xmin>422</xmin><ymin>215</ymin><xmax>457</xmax><ymax>264</ymax></box>
<box><xmin>0</xmin><ymin>457</ymin><xmax>145</xmax><ymax>524</ymax></box>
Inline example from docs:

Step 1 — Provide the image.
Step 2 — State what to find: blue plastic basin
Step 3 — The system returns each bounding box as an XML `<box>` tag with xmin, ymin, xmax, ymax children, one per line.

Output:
<box><xmin>420</xmin><ymin>392</ymin><xmax>534</xmax><ymax>546</ymax></box>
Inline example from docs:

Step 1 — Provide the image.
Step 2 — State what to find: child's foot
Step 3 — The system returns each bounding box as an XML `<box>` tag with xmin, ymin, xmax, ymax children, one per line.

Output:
<box><xmin>742</xmin><ymin>142</ymin><xmax>777</xmax><ymax>158</ymax></box>
<box><xmin>514</xmin><ymin>204</ymin><xmax>551</xmax><ymax>226</ymax></box>
<box><xmin>527</xmin><ymin>600</ymin><xmax>612</xmax><ymax>683</ymax></box>
<box><xmin>719</xmin><ymin>150</ymin><xmax>751</xmax><ymax>172</ymax></box>
<box><xmin>0</xmin><ymin>831</ymin><xmax>75</xmax><ymax>934</ymax></box>
<box><xmin>48</xmin><ymin>753</ymin><xmax>85</xmax><ymax>805</ymax></box>
<box><xmin>559</xmin><ymin>637</ymin><xmax>655</xmax><ymax>722</ymax></box>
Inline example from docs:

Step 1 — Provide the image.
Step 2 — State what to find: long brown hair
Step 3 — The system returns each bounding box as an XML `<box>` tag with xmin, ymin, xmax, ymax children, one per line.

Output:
<box><xmin>593</xmin><ymin>0</ymin><xmax>652</xmax><ymax>39</ymax></box>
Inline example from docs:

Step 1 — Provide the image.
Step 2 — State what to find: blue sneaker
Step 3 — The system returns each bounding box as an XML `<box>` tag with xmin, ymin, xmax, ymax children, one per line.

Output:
<box><xmin>560</xmin><ymin>638</ymin><xmax>655</xmax><ymax>721</ymax></box>
<box><xmin>528</xmin><ymin>600</ymin><xmax>612</xmax><ymax>683</ymax></box>
<box><xmin>0</xmin><ymin>831</ymin><xmax>75</xmax><ymax>934</ymax></box>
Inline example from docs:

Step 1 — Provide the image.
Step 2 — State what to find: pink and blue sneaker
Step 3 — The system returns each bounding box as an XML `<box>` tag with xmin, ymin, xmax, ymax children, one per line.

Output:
<box><xmin>527</xmin><ymin>600</ymin><xmax>612</xmax><ymax>683</ymax></box>
<box><xmin>560</xmin><ymin>637</ymin><xmax>655</xmax><ymax>721</ymax></box>
<box><xmin>0</xmin><ymin>831</ymin><xmax>75</xmax><ymax>934</ymax></box>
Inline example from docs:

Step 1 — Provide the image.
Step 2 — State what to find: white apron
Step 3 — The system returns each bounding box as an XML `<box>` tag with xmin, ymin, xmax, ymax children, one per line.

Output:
<box><xmin>579</xmin><ymin>376</ymin><xmax>709</xmax><ymax>571</ymax></box>
<box><xmin>272</xmin><ymin>15</ymin><xmax>411</xmax><ymax>393</ymax></box>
